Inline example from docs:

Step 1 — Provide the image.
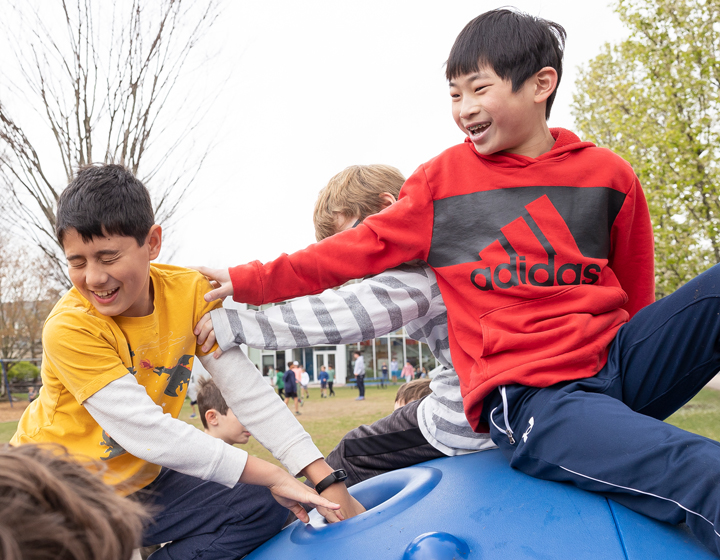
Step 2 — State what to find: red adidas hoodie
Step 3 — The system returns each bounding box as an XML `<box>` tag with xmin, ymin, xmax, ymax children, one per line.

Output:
<box><xmin>229</xmin><ymin>129</ymin><xmax>655</xmax><ymax>430</ymax></box>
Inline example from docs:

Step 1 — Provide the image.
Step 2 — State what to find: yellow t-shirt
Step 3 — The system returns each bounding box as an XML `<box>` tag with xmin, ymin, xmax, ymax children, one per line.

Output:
<box><xmin>11</xmin><ymin>264</ymin><xmax>221</xmax><ymax>495</ymax></box>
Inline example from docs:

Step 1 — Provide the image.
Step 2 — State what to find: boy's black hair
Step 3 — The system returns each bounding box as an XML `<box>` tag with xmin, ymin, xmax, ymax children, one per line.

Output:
<box><xmin>446</xmin><ymin>9</ymin><xmax>566</xmax><ymax>119</ymax></box>
<box><xmin>56</xmin><ymin>164</ymin><xmax>155</xmax><ymax>247</ymax></box>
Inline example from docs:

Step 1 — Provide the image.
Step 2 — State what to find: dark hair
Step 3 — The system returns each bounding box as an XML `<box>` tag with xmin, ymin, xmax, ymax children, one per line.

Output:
<box><xmin>197</xmin><ymin>378</ymin><xmax>229</xmax><ymax>430</ymax></box>
<box><xmin>0</xmin><ymin>443</ymin><xmax>149</xmax><ymax>560</ymax></box>
<box><xmin>287</xmin><ymin>361</ymin><xmax>294</xmax><ymax>368</ymax></box>
<box><xmin>446</xmin><ymin>9</ymin><xmax>566</xmax><ymax>119</ymax></box>
<box><xmin>395</xmin><ymin>379</ymin><xmax>432</xmax><ymax>406</ymax></box>
<box><xmin>56</xmin><ymin>164</ymin><xmax>155</xmax><ymax>247</ymax></box>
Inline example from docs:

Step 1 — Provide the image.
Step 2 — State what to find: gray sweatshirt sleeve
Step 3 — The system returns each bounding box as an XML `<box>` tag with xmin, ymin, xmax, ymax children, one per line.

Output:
<box><xmin>211</xmin><ymin>264</ymin><xmax>442</xmax><ymax>351</ymax></box>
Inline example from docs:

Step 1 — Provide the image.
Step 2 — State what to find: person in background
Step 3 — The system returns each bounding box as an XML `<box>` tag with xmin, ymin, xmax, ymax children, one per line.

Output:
<box><xmin>283</xmin><ymin>362</ymin><xmax>301</xmax><ymax>416</ymax></box>
<box><xmin>187</xmin><ymin>372</ymin><xmax>199</xmax><ymax>418</ymax></box>
<box><xmin>401</xmin><ymin>361</ymin><xmax>414</xmax><ymax>384</ymax></box>
<box><xmin>319</xmin><ymin>366</ymin><xmax>329</xmax><ymax>398</ymax></box>
<box><xmin>300</xmin><ymin>367</ymin><xmax>310</xmax><ymax>400</ymax></box>
<box><xmin>380</xmin><ymin>361</ymin><xmax>388</xmax><ymax>389</ymax></box>
<box><xmin>390</xmin><ymin>357</ymin><xmax>399</xmax><ymax>382</ymax></box>
<box><xmin>353</xmin><ymin>351</ymin><xmax>365</xmax><ymax>401</ymax></box>
<box><xmin>275</xmin><ymin>367</ymin><xmax>285</xmax><ymax>400</ymax></box>
<box><xmin>292</xmin><ymin>361</ymin><xmax>303</xmax><ymax>405</ymax></box>
<box><xmin>327</xmin><ymin>366</ymin><xmax>336</xmax><ymax>397</ymax></box>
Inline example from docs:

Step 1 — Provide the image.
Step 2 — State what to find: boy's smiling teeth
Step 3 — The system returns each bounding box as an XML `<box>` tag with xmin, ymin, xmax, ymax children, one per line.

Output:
<box><xmin>468</xmin><ymin>123</ymin><xmax>490</xmax><ymax>135</ymax></box>
<box><xmin>93</xmin><ymin>287</ymin><xmax>119</xmax><ymax>298</ymax></box>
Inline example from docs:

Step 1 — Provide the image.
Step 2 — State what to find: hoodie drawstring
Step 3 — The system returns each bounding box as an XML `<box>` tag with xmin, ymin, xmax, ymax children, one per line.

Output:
<box><xmin>490</xmin><ymin>386</ymin><xmax>515</xmax><ymax>445</ymax></box>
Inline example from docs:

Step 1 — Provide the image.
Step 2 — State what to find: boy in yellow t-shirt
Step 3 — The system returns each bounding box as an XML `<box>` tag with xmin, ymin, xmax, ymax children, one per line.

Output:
<box><xmin>11</xmin><ymin>164</ymin><xmax>361</xmax><ymax>559</ymax></box>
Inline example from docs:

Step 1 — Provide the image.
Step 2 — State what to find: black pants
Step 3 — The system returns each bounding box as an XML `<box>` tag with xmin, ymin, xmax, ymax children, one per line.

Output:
<box><xmin>328</xmin><ymin>381</ymin><xmax>335</xmax><ymax>396</ymax></box>
<box><xmin>326</xmin><ymin>397</ymin><xmax>444</xmax><ymax>486</ymax></box>
<box><xmin>356</xmin><ymin>374</ymin><xmax>365</xmax><ymax>397</ymax></box>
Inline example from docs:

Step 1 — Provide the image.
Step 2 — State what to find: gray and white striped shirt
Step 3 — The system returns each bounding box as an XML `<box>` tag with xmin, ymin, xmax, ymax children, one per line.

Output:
<box><xmin>211</xmin><ymin>263</ymin><xmax>495</xmax><ymax>455</ymax></box>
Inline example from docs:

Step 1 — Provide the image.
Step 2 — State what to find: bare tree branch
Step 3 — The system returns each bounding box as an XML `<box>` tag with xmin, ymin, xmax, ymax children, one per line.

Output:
<box><xmin>0</xmin><ymin>0</ymin><xmax>220</xmax><ymax>285</ymax></box>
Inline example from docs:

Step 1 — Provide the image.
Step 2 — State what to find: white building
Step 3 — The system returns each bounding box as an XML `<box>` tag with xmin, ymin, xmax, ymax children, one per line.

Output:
<box><xmin>210</xmin><ymin>299</ymin><xmax>440</xmax><ymax>385</ymax></box>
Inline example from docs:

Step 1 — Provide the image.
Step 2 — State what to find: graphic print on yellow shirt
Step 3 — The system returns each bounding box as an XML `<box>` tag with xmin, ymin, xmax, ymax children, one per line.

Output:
<box><xmin>11</xmin><ymin>264</ymin><xmax>221</xmax><ymax>495</ymax></box>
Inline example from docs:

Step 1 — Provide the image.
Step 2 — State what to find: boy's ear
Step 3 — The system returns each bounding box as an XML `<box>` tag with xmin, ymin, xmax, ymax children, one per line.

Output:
<box><xmin>146</xmin><ymin>225</ymin><xmax>162</xmax><ymax>260</ymax></box>
<box><xmin>378</xmin><ymin>192</ymin><xmax>397</xmax><ymax>210</ymax></box>
<box><xmin>205</xmin><ymin>409</ymin><xmax>219</xmax><ymax>426</ymax></box>
<box><xmin>533</xmin><ymin>67</ymin><xmax>558</xmax><ymax>105</ymax></box>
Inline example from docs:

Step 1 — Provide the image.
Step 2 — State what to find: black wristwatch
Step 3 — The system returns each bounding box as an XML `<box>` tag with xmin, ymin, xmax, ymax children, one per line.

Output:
<box><xmin>314</xmin><ymin>469</ymin><xmax>348</xmax><ymax>494</ymax></box>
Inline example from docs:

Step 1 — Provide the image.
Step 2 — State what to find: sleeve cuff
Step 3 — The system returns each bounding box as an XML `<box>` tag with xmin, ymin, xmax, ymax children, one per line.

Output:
<box><xmin>210</xmin><ymin>308</ymin><xmax>239</xmax><ymax>351</ymax></box>
<box><xmin>229</xmin><ymin>262</ymin><xmax>264</xmax><ymax>304</ymax></box>
<box><xmin>275</xmin><ymin>434</ymin><xmax>324</xmax><ymax>476</ymax></box>
<box><xmin>209</xmin><ymin>443</ymin><xmax>249</xmax><ymax>487</ymax></box>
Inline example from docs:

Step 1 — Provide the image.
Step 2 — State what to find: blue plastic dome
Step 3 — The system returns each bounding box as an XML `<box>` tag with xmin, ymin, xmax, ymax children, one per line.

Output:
<box><xmin>246</xmin><ymin>450</ymin><xmax>713</xmax><ymax>559</ymax></box>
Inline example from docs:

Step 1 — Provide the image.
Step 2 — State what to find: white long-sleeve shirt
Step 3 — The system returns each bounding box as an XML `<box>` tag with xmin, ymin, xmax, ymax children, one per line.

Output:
<box><xmin>85</xmin><ymin>346</ymin><xmax>323</xmax><ymax>487</ymax></box>
<box><xmin>212</xmin><ymin>263</ymin><xmax>495</xmax><ymax>456</ymax></box>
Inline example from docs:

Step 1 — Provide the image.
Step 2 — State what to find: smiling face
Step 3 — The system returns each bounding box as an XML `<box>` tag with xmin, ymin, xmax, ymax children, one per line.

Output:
<box><xmin>63</xmin><ymin>226</ymin><xmax>162</xmax><ymax>318</ymax></box>
<box><xmin>449</xmin><ymin>66</ymin><xmax>556</xmax><ymax>158</ymax></box>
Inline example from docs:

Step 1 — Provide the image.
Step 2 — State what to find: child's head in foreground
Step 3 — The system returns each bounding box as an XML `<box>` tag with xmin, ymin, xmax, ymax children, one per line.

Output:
<box><xmin>446</xmin><ymin>8</ymin><xmax>566</xmax><ymax>157</ymax></box>
<box><xmin>55</xmin><ymin>164</ymin><xmax>161</xmax><ymax>318</ymax></box>
<box><xmin>197</xmin><ymin>378</ymin><xmax>252</xmax><ymax>446</ymax></box>
<box><xmin>313</xmin><ymin>164</ymin><xmax>406</xmax><ymax>241</ymax></box>
<box><xmin>395</xmin><ymin>378</ymin><xmax>432</xmax><ymax>410</ymax></box>
<box><xmin>0</xmin><ymin>443</ymin><xmax>148</xmax><ymax>560</ymax></box>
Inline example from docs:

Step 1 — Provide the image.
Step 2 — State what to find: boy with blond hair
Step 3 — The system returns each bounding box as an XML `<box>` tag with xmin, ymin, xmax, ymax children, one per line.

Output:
<box><xmin>196</xmin><ymin>9</ymin><xmax>720</xmax><ymax>554</ymax></box>
<box><xmin>394</xmin><ymin>379</ymin><xmax>432</xmax><ymax>410</ymax></box>
<box><xmin>196</xmin><ymin>164</ymin><xmax>494</xmax><ymax>488</ymax></box>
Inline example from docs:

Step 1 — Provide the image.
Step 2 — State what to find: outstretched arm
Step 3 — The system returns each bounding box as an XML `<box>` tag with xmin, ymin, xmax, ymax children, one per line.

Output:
<box><xmin>200</xmin><ymin>169</ymin><xmax>435</xmax><ymax>304</ymax></box>
<box><xmin>196</xmin><ymin>265</ymin><xmax>442</xmax><ymax>354</ymax></box>
<box><xmin>84</xmin><ymin>376</ymin><xmax>340</xmax><ymax>521</ymax></box>
<box><xmin>199</xmin><ymin>348</ymin><xmax>365</xmax><ymax>521</ymax></box>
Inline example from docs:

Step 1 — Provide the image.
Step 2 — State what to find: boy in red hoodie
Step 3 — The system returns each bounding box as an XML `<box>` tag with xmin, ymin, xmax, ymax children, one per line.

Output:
<box><xmin>198</xmin><ymin>9</ymin><xmax>720</xmax><ymax>555</ymax></box>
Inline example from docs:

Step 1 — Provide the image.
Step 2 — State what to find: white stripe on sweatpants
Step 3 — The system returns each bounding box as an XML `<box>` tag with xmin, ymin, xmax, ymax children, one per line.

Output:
<box><xmin>559</xmin><ymin>465</ymin><xmax>720</xmax><ymax>538</ymax></box>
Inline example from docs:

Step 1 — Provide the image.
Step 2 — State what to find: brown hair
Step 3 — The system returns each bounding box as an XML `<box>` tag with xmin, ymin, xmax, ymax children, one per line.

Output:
<box><xmin>0</xmin><ymin>443</ymin><xmax>149</xmax><ymax>560</ymax></box>
<box><xmin>197</xmin><ymin>377</ymin><xmax>229</xmax><ymax>429</ymax></box>
<box><xmin>313</xmin><ymin>164</ymin><xmax>406</xmax><ymax>241</ymax></box>
<box><xmin>395</xmin><ymin>378</ymin><xmax>432</xmax><ymax>406</ymax></box>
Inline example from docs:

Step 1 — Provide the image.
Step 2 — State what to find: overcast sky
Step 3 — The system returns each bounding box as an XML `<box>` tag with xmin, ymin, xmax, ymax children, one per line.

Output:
<box><xmin>166</xmin><ymin>1</ymin><xmax>627</xmax><ymax>270</ymax></box>
<box><xmin>4</xmin><ymin>1</ymin><xmax>628</xmax><ymax>270</ymax></box>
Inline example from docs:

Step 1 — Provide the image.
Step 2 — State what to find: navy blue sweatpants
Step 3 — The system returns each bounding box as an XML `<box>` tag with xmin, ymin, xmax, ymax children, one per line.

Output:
<box><xmin>483</xmin><ymin>263</ymin><xmax>720</xmax><ymax>556</ymax></box>
<box><xmin>138</xmin><ymin>467</ymin><xmax>288</xmax><ymax>559</ymax></box>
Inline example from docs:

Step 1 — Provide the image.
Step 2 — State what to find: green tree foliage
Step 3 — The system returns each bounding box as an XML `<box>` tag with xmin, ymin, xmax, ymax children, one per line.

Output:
<box><xmin>572</xmin><ymin>0</ymin><xmax>720</xmax><ymax>298</ymax></box>
<box><xmin>7</xmin><ymin>361</ymin><xmax>39</xmax><ymax>383</ymax></box>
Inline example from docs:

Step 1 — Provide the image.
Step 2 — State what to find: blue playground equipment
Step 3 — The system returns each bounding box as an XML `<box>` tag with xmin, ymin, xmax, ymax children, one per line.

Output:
<box><xmin>246</xmin><ymin>450</ymin><xmax>713</xmax><ymax>560</ymax></box>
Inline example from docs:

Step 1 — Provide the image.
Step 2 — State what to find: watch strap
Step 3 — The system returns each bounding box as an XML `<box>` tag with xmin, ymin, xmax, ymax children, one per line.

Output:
<box><xmin>315</xmin><ymin>469</ymin><xmax>348</xmax><ymax>494</ymax></box>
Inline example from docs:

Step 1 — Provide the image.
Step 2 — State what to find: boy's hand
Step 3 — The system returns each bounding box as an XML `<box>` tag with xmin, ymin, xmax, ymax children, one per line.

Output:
<box><xmin>189</xmin><ymin>266</ymin><xmax>234</xmax><ymax>302</ymax></box>
<box><xmin>316</xmin><ymin>484</ymin><xmax>366</xmax><ymax>522</ymax></box>
<box><xmin>194</xmin><ymin>313</ymin><xmax>222</xmax><ymax>357</ymax></box>
<box><xmin>240</xmin><ymin>456</ymin><xmax>340</xmax><ymax>524</ymax></box>
<box><xmin>267</xmin><ymin>477</ymin><xmax>341</xmax><ymax>524</ymax></box>
<box><xmin>300</xmin><ymin>458</ymin><xmax>366</xmax><ymax>522</ymax></box>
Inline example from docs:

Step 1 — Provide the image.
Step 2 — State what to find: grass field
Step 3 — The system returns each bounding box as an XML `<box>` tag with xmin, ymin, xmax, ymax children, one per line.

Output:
<box><xmin>1</xmin><ymin>384</ymin><xmax>719</xmax><ymax>467</ymax></box>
